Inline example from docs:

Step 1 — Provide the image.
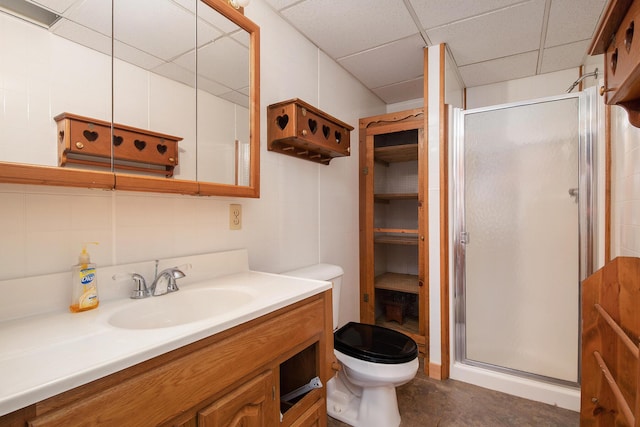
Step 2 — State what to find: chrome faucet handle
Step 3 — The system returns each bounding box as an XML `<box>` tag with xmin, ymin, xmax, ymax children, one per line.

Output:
<box><xmin>130</xmin><ymin>273</ymin><xmax>150</xmax><ymax>299</ymax></box>
<box><xmin>112</xmin><ymin>272</ymin><xmax>151</xmax><ymax>299</ymax></box>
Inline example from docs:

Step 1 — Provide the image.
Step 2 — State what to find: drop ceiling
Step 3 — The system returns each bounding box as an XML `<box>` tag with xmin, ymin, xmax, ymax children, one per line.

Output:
<box><xmin>264</xmin><ymin>0</ymin><xmax>608</xmax><ymax>104</ymax></box>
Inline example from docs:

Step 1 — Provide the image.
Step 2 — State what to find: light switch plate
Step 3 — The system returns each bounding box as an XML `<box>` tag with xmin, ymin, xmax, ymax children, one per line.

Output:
<box><xmin>229</xmin><ymin>204</ymin><xmax>241</xmax><ymax>230</ymax></box>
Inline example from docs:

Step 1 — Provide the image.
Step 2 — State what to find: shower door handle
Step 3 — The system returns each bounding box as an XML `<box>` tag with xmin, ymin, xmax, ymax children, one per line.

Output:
<box><xmin>461</xmin><ymin>232</ymin><xmax>470</xmax><ymax>245</ymax></box>
<box><xmin>568</xmin><ymin>188</ymin><xmax>579</xmax><ymax>203</ymax></box>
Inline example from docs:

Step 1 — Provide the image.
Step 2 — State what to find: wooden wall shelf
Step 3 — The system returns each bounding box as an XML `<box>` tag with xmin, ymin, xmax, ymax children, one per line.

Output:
<box><xmin>589</xmin><ymin>0</ymin><xmax>640</xmax><ymax>126</ymax></box>
<box><xmin>267</xmin><ymin>99</ymin><xmax>353</xmax><ymax>164</ymax></box>
<box><xmin>55</xmin><ymin>113</ymin><xmax>182</xmax><ymax>177</ymax></box>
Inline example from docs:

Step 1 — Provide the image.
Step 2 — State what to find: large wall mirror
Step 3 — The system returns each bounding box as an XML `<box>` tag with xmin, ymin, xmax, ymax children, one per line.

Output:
<box><xmin>0</xmin><ymin>0</ymin><xmax>259</xmax><ymax>197</ymax></box>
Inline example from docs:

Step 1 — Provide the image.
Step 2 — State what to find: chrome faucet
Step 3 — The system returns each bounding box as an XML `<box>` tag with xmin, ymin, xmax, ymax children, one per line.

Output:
<box><xmin>150</xmin><ymin>267</ymin><xmax>186</xmax><ymax>296</ymax></box>
<box><xmin>130</xmin><ymin>273</ymin><xmax>151</xmax><ymax>299</ymax></box>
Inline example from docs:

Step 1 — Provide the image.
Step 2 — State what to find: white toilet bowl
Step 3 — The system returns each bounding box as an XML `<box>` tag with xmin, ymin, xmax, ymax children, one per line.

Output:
<box><xmin>328</xmin><ymin>349</ymin><xmax>419</xmax><ymax>427</ymax></box>
<box><xmin>282</xmin><ymin>264</ymin><xmax>419</xmax><ymax>427</ymax></box>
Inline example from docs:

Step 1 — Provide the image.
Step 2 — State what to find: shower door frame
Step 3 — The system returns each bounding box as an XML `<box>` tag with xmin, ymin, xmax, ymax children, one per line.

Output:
<box><xmin>452</xmin><ymin>88</ymin><xmax>597</xmax><ymax>386</ymax></box>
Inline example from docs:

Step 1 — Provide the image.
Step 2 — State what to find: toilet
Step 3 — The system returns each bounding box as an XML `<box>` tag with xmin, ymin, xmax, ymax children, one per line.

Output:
<box><xmin>283</xmin><ymin>264</ymin><xmax>418</xmax><ymax>427</ymax></box>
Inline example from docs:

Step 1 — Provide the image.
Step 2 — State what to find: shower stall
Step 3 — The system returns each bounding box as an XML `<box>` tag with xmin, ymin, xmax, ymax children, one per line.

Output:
<box><xmin>451</xmin><ymin>88</ymin><xmax>598</xmax><ymax>409</ymax></box>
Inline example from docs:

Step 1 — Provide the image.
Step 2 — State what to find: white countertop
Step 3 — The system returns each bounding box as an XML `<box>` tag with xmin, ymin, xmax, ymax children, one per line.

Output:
<box><xmin>0</xmin><ymin>271</ymin><xmax>330</xmax><ymax>416</ymax></box>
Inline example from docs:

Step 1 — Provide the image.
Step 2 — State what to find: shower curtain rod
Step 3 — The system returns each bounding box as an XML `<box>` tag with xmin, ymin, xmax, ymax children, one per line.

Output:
<box><xmin>566</xmin><ymin>68</ymin><xmax>599</xmax><ymax>93</ymax></box>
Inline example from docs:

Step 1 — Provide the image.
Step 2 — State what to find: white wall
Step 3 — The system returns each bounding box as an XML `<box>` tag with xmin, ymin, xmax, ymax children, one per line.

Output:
<box><xmin>0</xmin><ymin>3</ymin><xmax>386</xmax><ymax>330</ymax></box>
<box><xmin>611</xmin><ymin>106</ymin><xmax>640</xmax><ymax>257</ymax></box>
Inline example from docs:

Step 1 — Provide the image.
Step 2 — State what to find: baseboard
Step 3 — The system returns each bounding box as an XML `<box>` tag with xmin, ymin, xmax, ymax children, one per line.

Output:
<box><xmin>429</xmin><ymin>362</ymin><xmax>442</xmax><ymax>380</ymax></box>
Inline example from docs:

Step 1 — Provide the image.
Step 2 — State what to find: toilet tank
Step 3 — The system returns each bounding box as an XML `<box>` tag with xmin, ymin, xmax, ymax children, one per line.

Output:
<box><xmin>282</xmin><ymin>264</ymin><xmax>343</xmax><ymax>330</ymax></box>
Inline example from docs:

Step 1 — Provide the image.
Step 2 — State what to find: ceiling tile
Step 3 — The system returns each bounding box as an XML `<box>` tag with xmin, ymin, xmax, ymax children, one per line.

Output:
<box><xmin>176</xmin><ymin>37</ymin><xmax>250</xmax><ymax>90</ymax></box>
<box><xmin>372</xmin><ymin>78</ymin><xmax>424</xmax><ymax>104</ymax></box>
<box><xmin>62</xmin><ymin>0</ymin><xmax>111</xmax><ymax>36</ymax></box>
<box><xmin>544</xmin><ymin>0</ymin><xmax>607</xmax><ymax>47</ymax></box>
<box><xmin>409</xmin><ymin>0</ymin><xmax>523</xmax><ymax>30</ymax></box>
<box><xmin>31</xmin><ymin>0</ymin><xmax>78</xmax><ymax>14</ymax></box>
<box><xmin>458</xmin><ymin>51</ymin><xmax>538</xmax><ymax>87</ymax></box>
<box><xmin>114</xmin><ymin>41</ymin><xmax>165</xmax><ymax>72</ymax></box>
<box><xmin>113</xmin><ymin>0</ymin><xmax>198</xmax><ymax>61</ymax></box>
<box><xmin>540</xmin><ymin>40</ymin><xmax>592</xmax><ymax>74</ymax></box>
<box><xmin>281</xmin><ymin>0</ymin><xmax>417</xmax><ymax>58</ymax></box>
<box><xmin>152</xmin><ymin>61</ymin><xmax>195</xmax><ymax>87</ymax></box>
<box><xmin>426</xmin><ymin>0</ymin><xmax>546</xmax><ymax>66</ymax></box>
<box><xmin>51</xmin><ymin>18</ymin><xmax>111</xmax><ymax>56</ymax></box>
<box><xmin>263</xmin><ymin>0</ymin><xmax>300</xmax><ymax>11</ymax></box>
<box><xmin>338</xmin><ymin>34</ymin><xmax>425</xmax><ymax>89</ymax></box>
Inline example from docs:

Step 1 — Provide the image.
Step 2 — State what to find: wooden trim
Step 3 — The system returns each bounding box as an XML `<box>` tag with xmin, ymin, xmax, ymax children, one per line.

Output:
<box><xmin>359</xmin><ymin>130</ymin><xmax>376</xmax><ymax>324</ymax></box>
<box><xmin>463</xmin><ymin>87</ymin><xmax>467</xmax><ymax>111</ymax></box>
<box><xmin>115</xmin><ymin>173</ymin><xmax>199</xmax><ymax>195</ymax></box>
<box><xmin>428</xmin><ymin>362</ymin><xmax>442</xmax><ymax>380</ymax></box>
<box><xmin>0</xmin><ymin>162</ymin><xmax>114</xmax><ymax>189</ymax></box>
<box><xmin>439</xmin><ymin>44</ymin><xmax>450</xmax><ymax>381</ymax></box>
<box><xmin>421</xmin><ymin>46</ymin><xmax>430</xmax><ymax>376</ymax></box>
<box><xmin>605</xmin><ymin>104</ymin><xmax>612</xmax><ymax>263</ymax></box>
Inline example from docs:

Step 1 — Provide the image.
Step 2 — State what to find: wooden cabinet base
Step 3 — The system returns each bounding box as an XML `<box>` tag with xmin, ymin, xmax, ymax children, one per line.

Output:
<box><xmin>1</xmin><ymin>293</ymin><xmax>331</xmax><ymax>427</ymax></box>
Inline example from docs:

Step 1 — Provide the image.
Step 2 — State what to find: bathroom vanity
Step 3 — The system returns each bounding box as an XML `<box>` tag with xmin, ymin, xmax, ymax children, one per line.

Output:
<box><xmin>0</xmin><ymin>251</ymin><xmax>333</xmax><ymax>427</ymax></box>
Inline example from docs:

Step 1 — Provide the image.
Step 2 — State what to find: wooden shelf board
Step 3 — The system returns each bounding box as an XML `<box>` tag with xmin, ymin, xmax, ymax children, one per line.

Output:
<box><xmin>374</xmin><ymin>235</ymin><xmax>419</xmax><ymax>245</ymax></box>
<box><xmin>374</xmin><ymin>193</ymin><xmax>418</xmax><ymax>202</ymax></box>
<box><xmin>374</xmin><ymin>144</ymin><xmax>418</xmax><ymax>163</ymax></box>
<box><xmin>375</xmin><ymin>272</ymin><xmax>419</xmax><ymax>294</ymax></box>
<box><xmin>375</xmin><ymin>317</ymin><xmax>425</xmax><ymax>350</ymax></box>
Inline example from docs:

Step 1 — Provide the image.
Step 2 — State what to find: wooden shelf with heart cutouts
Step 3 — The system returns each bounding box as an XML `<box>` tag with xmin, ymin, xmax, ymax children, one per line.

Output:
<box><xmin>55</xmin><ymin>112</ymin><xmax>182</xmax><ymax>177</ymax></box>
<box><xmin>267</xmin><ymin>99</ymin><xmax>353</xmax><ymax>164</ymax></box>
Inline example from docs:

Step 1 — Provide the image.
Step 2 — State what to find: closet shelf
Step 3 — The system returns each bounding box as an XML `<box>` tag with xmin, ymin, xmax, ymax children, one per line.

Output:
<box><xmin>374</xmin><ymin>144</ymin><xmax>418</xmax><ymax>164</ymax></box>
<box><xmin>375</xmin><ymin>273</ymin><xmax>419</xmax><ymax>295</ymax></box>
<box><xmin>374</xmin><ymin>228</ymin><xmax>419</xmax><ymax>246</ymax></box>
<box><xmin>374</xmin><ymin>193</ymin><xmax>418</xmax><ymax>203</ymax></box>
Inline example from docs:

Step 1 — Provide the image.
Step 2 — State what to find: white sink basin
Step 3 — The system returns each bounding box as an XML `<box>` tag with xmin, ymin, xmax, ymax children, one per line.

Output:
<box><xmin>108</xmin><ymin>288</ymin><xmax>253</xmax><ymax>329</ymax></box>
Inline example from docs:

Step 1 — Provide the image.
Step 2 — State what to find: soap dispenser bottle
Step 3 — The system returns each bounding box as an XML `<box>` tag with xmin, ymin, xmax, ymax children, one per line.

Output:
<box><xmin>70</xmin><ymin>242</ymin><xmax>100</xmax><ymax>313</ymax></box>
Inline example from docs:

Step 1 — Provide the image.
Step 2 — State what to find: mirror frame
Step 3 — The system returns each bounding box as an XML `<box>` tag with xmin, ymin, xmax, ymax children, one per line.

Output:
<box><xmin>0</xmin><ymin>0</ymin><xmax>260</xmax><ymax>198</ymax></box>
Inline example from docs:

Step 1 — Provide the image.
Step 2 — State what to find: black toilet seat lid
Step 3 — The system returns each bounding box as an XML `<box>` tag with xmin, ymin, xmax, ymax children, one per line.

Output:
<box><xmin>334</xmin><ymin>322</ymin><xmax>418</xmax><ymax>364</ymax></box>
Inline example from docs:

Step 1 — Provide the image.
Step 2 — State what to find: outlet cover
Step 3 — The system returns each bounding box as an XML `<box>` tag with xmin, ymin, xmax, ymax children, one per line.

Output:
<box><xmin>229</xmin><ymin>204</ymin><xmax>241</xmax><ymax>230</ymax></box>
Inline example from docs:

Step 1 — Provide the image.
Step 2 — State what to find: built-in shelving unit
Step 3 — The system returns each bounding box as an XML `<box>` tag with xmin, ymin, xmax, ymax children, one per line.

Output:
<box><xmin>359</xmin><ymin>108</ymin><xmax>427</xmax><ymax>358</ymax></box>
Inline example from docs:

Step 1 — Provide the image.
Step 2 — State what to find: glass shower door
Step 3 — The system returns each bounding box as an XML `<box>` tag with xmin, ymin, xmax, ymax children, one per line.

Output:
<box><xmin>455</xmin><ymin>93</ymin><xmax>595</xmax><ymax>384</ymax></box>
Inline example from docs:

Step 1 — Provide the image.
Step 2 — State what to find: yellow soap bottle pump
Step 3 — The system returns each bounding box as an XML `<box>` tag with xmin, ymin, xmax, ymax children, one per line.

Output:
<box><xmin>70</xmin><ymin>242</ymin><xmax>100</xmax><ymax>313</ymax></box>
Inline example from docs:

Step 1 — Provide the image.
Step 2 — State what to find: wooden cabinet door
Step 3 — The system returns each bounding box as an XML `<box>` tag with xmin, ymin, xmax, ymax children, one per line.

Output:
<box><xmin>198</xmin><ymin>371</ymin><xmax>276</xmax><ymax>427</ymax></box>
<box><xmin>289</xmin><ymin>399</ymin><xmax>325</xmax><ymax>427</ymax></box>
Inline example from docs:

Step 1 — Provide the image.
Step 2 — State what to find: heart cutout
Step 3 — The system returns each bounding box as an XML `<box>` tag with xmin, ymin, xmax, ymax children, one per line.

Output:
<box><xmin>322</xmin><ymin>125</ymin><xmax>330</xmax><ymax>139</ymax></box>
<box><xmin>335</xmin><ymin>131</ymin><xmax>342</xmax><ymax>144</ymax></box>
<box><xmin>156</xmin><ymin>144</ymin><xmax>167</xmax><ymax>154</ymax></box>
<box><xmin>134</xmin><ymin>139</ymin><xmax>146</xmax><ymax>151</ymax></box>
<box><xmin>277</xmin><ymin>114</ymin><xmax>289</xmax><ymax>130</ymax></box>
<box><xmin>308</xmin><ymin>119</ymin><xmax>317</xmax><ymax>134</ymax></box>
<box><xmin>83</xmin><ymin>130</ymin><xmax>99</xmax><ymax>142</ymax></box>
<box><xmin>112</xmin><ymin>135</ymin><xmax>123</xmax><ymax>146</ymax></box>
<box><xmin>58</xmin><ymin>130</ymin><xmax>64</xmax><ymax>142</ymax></box>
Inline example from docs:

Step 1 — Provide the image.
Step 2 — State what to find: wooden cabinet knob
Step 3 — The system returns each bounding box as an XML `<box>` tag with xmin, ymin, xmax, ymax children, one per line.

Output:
<box><xmin>168</xmin><ymin>157</ymin><xmax>175</xmax><ymax>163</ymax></box>
<box><xmin>75</xmin><ymin>142</ymin><xmax>84</xmax><ymax>149</ymax></box>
